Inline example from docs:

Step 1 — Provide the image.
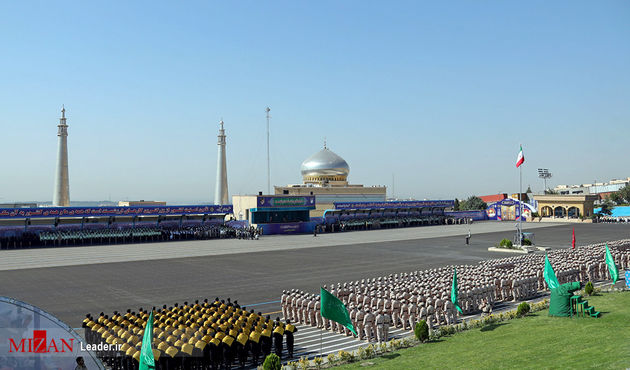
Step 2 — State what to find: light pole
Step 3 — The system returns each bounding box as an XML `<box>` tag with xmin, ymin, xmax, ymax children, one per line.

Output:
<box><xmin>538</xmin><ymin>168</ymin><xmax>552</xmax><ymax>193</ymax></box>
<box><xmin>266</xmin><ymin>107</ymin><xmax>271</xmax><ymax>195</ymax></box>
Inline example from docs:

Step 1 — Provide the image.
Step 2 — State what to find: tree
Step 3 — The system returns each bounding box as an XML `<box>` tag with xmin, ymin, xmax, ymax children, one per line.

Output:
<box><xmin>453</xmin><ymin>198</ymin><xmax>460</xmax><ymax>211</ymax></box>
<box><xmin>609</xmin><ymin>192</ymin><xmax>621</xmax><ymax>204</ymax></box>
<box><xmin>597</xmin><ymin>200</ymin><xmax>615</xmax><ymax>216</ymax></box>
<box><xmin>459</xmin><ymin>196</ymin><xmax>487</xmax><ymax>211</ymax></box>
<box><xmin>544</xmin><ymin>189</ymin><xmax>558</xmax><ymax>195</ymax></box>
<box><xmin>613</xmin><ymin>184</ymin><xmax>630</xmax><ymax>204</ymax></box>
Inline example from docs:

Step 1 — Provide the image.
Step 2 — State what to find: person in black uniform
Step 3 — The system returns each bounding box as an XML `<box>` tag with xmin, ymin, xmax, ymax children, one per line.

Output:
<box><xmin>260</xmin><ymin>319</ymin><xmax>272</xmax><ymax>358</ymax></box>
<box><xmin>273</xmin><ymin>318</ymin><xmax>284</xmax><ymax>359</ymax></box>
<box><xmin>236</xmin><ymin>329</ymin><xmax>248</xmax><ymax>369</ymax></box>
<box><xmin>208</xmin><ymin>334</ymin><xmax>221</xmax><ymax>370</ymax></box>
<box><xmin>249</xmin><ymin>328</ymin><xmax>262</xmax><ymax>368</ymax></box>
<box><xmin>222</xmin><ymin>334</ymin><xmax>235</xmax><ymax>369</ymax></box>
<box><xmin>284</xmin><ymin>319</ymin><xmax>298</xmax><ymax>358</ymax></box>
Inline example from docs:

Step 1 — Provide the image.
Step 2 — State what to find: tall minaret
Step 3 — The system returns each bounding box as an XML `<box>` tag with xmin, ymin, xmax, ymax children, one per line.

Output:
<box><xmin>214</xmin><ymin>119</ymin><xmax>229</xmax><ymax>205</ymax></box>
<box><xmin>53</xmin><ymin>106</ymin><xmax>70</xmax><ymax>206</ymax></box>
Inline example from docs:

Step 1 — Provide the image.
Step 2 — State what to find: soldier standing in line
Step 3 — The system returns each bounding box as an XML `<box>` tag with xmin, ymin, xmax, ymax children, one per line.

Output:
<box><xmin>249</xmin><ymin>329</ymin><xmax>261</xmax><ymax>368</ymax></box>
<box><xmin>281</xmin><ymin>290</ymin><xmax>289</xmax><ymax>319</ymax></box>
<box><xmin>383</xmin><ymin>309</ymin><xmax>391</xmax><ymax>342</ymax></box>
<box><xmin>284</xmin><ymin>319</ymin><xmax>297</xmax><ymax>358</ymax></box>
<box><xmin>260</xmin><ymin>323</ymin><xmax>272</xmax><ymax>358</ymax></box>
<box><xmin>363</xmin><ymin>308</ymin><xmax>375</xmax><ymax>342</ymax></box>
<box><xmin>408</xmin><ymin>298</ymin><xmax>418</xmax><ymax>330</ymax></box>
<box><xmin>355</xmin><ymin>306</ymin><xmax>365</xmax><ymax>340</ymax></box>
<box><xmin>273</xmin><ymin>318</ymin><xmax>284</xmax><ymax>359</ymax></box>
<box><xmin>307</xmin><ymin>296</ymin><xmax>316</xmax><ymax>327</ymax></box>
<box><xmin>375</xmin><ymin>310</ymin><xmax>385</xmax><ymax>343</ymax></box>
<box><xmin>391</xmin><ymin>296</ymin><xmax>401</xmax><ymax>328</ymax></box>
<box><xmin>400</xmin><ymin>299</ymin><xmax>410</xmax><ymax>330</ymax></box>
<box><xmin>236</xmin><ymin>329</ymin><xmax>249</xmax><ymax>369</ymax></box>
<box><xmin>208</xmin><ymin>333</ymin><xmax>221</xmax><ymax>370</ymax></box>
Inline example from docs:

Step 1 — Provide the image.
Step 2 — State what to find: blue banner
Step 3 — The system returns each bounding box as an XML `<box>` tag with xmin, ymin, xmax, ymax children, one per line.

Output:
<box><xmin>257</xmin><ymin>196</ymin><xmax>316</xmax><ymax>209</ymax></box>
<box><xmin>334</xmin><ymin>200</ymin><xmax>454</xmax><ymax>210</ymax></box>
<box><xmin>258</xmin><ymin>221</ymin><xmax>316</xmax><ymax>235</ymax></box>
<box><xmin>445</xmin><ymin>210</ymin><xmax>488</xmax><ymax>221</ymax></box>
<box><xmin>0</xmin><ymin>205</ymin><xmax>233</xmax><ymax>219</ymax></box>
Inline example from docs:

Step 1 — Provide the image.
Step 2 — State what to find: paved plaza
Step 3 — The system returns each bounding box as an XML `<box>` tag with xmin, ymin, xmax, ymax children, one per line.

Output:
<box><xmin>0</xmin><ymin>222</ymin><xmax>628</xmax><ymax>328</ymax></box>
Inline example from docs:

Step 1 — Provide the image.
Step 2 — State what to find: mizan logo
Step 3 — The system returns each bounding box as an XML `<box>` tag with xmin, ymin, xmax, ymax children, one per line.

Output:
<box><xmin>9</xmin><ymin>330</ymin><xmax>74</xmax><ymax>353</ymax></box>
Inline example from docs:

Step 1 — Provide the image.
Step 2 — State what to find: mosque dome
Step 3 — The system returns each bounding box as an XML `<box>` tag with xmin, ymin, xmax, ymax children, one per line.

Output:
<box><xmin>301</xmin><ymin>147</ymin><xmax>350</xmax><ymax>183</ymax></box>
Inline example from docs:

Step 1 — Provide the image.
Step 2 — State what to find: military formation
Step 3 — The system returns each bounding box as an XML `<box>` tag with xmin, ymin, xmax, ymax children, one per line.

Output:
<box><xmin>0</xmin><ymin>223</ymin><xmax>252</xmax><ymax>249</ymax></box>
<box><xmin>83</xmin><ymin>298</ymin><xmax>295</xmax><ymax>369</ymax></box>
<box><xmin>282</xmin><ymin>240</ymin><xmax>630</xmax><ymax>342</ymax></box>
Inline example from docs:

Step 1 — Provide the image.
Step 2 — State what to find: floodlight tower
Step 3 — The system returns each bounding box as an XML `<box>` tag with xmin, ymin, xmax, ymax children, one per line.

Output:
<box><xmin>537</xmin><ymin>168</ymin><xmax>552</xmax><ymax>193</ymax></box>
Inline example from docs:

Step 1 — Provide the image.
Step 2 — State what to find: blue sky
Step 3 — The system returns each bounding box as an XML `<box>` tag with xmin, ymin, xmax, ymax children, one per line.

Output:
<box><xmin>1</xmin><ymin>1</ymin><xmax>629</xmax><ymax>204</ymax></box>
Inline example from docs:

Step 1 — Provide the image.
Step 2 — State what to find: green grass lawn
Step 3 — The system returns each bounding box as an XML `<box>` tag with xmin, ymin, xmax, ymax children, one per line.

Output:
<box><xmin>340</xmin><ymin>291</ymin><xmax>630</xmax><ymax>369</ymax></box>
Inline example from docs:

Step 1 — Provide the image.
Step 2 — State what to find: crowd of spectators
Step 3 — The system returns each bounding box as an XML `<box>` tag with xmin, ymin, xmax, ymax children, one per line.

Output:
<box><xmin>317</xmin><ymin>215</ymin><xmax>447</xmax><ymax>233</ymax></box>
<box><xmin>598</xmin><ymin>216</ymin><xmax>630</xmax><ymax>223</ymax></box>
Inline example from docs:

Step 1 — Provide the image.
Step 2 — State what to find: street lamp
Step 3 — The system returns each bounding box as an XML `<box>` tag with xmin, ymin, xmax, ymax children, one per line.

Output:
<box><xmin>538</xmin><ymin>168</ymin><xmax>552</xmax><ymax>193</ymax></box>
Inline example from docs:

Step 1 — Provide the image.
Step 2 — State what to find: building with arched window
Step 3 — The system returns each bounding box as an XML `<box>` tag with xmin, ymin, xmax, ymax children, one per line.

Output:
<box><xmin>532</xmin><ymin>194</ymin><xmax>598</xmax><ymax>222</ymax></box>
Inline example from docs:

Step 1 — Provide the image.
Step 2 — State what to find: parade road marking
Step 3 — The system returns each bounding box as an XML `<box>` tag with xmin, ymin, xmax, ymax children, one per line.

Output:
<box><xmin>262</xmin><ymin>310</ymin><xmax>282</xmax><ymax>316</ymax></box>
<box><xmin>243</xmin><ymin>299</ymin><xmax>281</xmax><ymax>307</ymax></box>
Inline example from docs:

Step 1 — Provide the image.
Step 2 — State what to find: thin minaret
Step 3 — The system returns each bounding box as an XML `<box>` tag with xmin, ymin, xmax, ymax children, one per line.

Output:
<box><xmin>214</xmin><ymin>119</ymin><xmax>229</xmax><ymax>205</ymax></box>
<box><xmin>53</xmin><ymin>106</ymin><xmax>70</xmax><ymax>206</ymax></box>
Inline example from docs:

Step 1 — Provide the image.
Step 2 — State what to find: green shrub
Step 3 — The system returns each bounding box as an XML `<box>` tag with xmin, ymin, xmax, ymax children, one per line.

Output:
<box><xmin>313</xmin><ymin>356</ymin><xmax>323</xmax><ymax>369</ymax></box>
<box><xmin>365</xmin><ymin>344</ymin><xmax>374</xmax><ymax>358</ymax></box>
<box><xmin>522</xmin><ymin>238</ymin><xmax>532</xmax><ymax>246</ymax></box>
<box><xmin>263</xmin><ymin>353</ymin><xmax>281</xmax><ymax>370</ymax></box>
<box><xmin>585</xmin><ymin>281</ymin><xmax>594</xmax><ymax>295</ymax></box>
<box><xmin>499</xmin><ymin>238</ymin><xmax>513</xmax><ymax>248</ymax></box>
<box><xmin>414</xmin><ymin>320</ymin><xmax>429</xmax><ymax>342</ymax></box>
<box><xmin>326</xmin><ymin>353</ymin><xmax>337</xmax><ymax>365</ymax></box>
<box><xmin>516</xmin><ymin>302</ymin><xmax>530</xmax><ymax>317</ymax></box>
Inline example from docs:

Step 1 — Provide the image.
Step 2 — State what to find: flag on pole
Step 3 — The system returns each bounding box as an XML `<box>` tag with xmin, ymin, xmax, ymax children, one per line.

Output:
<box><xmin>516</xmin><ymin>145</ymin><xmax>524</xmax><ymax>168</ymax></box>
<box><xmin>572</xmin><ymin>228</ymin><xmax>576</xmax><ymax>250</ymax></box>
<box><xmin>605</xmin><ymin>244</ymin><xmax>619</xmax><ymax>284</ymax></box>
<box><xmin>139</xmin><ymin>311</ymin><xmax>155</xmax><ymax>370</ymax></box>
<box><xmin>320</xmin><ymin>287</ymin><xmax>357</xmax><ymax>335</ymax></box>
<box><xmin>451</xmin><ymin>268</ymin><xmax>463</xmax><ymax>314</ymax></box>
<box><xmin>543</xmin><ymin>254</ymin><xmax>560</xmax><ymax>289</ymax></box>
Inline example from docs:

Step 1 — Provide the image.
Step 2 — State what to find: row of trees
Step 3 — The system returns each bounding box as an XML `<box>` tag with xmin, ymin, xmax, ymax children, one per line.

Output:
<box><xmin>608</xmin><ymin>184</ymin><xmax>630</xmax><ymax>205</ymax></box>
<box><xmin>453</xmin><ymin>196</ymin><xmax>488</xmax><ymax>211</ymax></box>
<box><xmin>597</xmin><ymin>184</ymin><xmax>630</xmax><ymax>216</ymax></box>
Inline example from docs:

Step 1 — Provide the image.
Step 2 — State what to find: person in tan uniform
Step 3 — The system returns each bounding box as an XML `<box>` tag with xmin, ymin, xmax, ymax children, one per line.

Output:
<box><xmin>362</xmin><ymin>308</ymin><xmax>375</xmax><ymax>342</ymax></box>
<box><xmin>375</xmin><ymin>310</ymin><xmax>385</xmax><ymax>343</ymax></box>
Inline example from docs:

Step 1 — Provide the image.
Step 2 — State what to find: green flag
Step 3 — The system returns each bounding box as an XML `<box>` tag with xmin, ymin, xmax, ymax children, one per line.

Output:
<box><xmin>605</xmin><ymin>244</ymin><xmax>619</xmax><ymax>284</ymax></box>
<box><xmin>139</xmin><ymin>311</ymin><xmax>155</xmax><ymax>370</ymax></box>
<box><xmin>451</xmin><ymin>268</ymin><xmax>463</xmax><ymax>314</ymax></box>
<box><xmin>543</xmin><ymin>254</ymin><xmax>560</xmax><ymax>290</ymax></box>
<box><xmin>320</xmin><ymin>287</ymin><xmax>357</xmax><ymax>335</ymax></box>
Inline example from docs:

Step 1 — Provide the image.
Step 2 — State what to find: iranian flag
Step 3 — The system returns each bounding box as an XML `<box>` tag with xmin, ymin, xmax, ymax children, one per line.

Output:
<box><xmin>516</xmin><ymin>145</ymin><xmax>524</xmax><ymax>168</ymax></box>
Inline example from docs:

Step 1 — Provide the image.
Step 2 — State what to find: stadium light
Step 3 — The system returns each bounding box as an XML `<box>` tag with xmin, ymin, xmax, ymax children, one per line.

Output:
<box><xmin>538</xmin><ymin>168</ymin><xmax>552</xmax><ymax>193</ymax></box>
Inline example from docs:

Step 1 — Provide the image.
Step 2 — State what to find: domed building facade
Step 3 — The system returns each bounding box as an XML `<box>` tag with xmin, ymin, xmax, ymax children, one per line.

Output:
<box><xmin>300</xmin><ymin>147</ymin><xmax>350</xmax><ymax>185</ymax></box>
<box><xmin>275</xmin><ymin>144</ymin><xmax>387</xmax><ymax>217</ymax></box>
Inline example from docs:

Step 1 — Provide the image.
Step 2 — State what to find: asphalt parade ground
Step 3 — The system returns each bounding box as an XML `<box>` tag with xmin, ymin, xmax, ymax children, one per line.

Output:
<box><xmin>0</xmin><ymin>222</ymin><xmax>628</xmax><ymax>330</ymax></box>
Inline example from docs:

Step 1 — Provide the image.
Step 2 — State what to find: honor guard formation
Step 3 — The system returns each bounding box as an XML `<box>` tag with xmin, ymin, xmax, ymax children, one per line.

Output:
<box><xmin>82</xmin><ymin>297</ymin><xmax>294</xmax><ymax>369</ymax></box>
<box><xmin>282</xmin><ymin>239</ymin><xmax>630</xmax><ymax>342</ymax></box>
<box><xmin>0</xmin><ymin>223</ymin><xmax>261</xmax><ymax>249</ymax></box>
